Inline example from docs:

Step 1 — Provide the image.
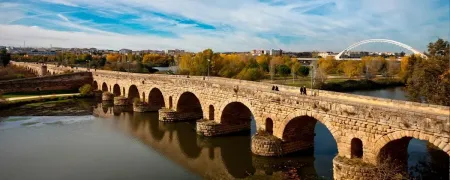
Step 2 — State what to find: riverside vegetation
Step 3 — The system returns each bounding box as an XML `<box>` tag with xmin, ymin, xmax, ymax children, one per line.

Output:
<box><xmin>9</xmin><ymin>39</ymin><xmax>449</xmax><ymax>106</ymax></box>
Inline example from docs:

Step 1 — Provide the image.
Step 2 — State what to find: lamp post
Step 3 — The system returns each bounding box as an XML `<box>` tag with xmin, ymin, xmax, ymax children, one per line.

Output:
<box><xmin>207</xmin><ymin>59</ymin><xmax>210</xmax><ymax>78</ymax></box>
<box><xmin>86</xmin><ymin>60</ymin><xmax>90</xmax><ymax>71</ymax></box>
<box><xmin>127</xmin><ymin>60</ymin><xmax>130</xmax><ymax>72</ymax></box>
<box><xmin>309</xmin><ymin>62</ymin><xmax>316</xmax><ymax>96</ymax></box>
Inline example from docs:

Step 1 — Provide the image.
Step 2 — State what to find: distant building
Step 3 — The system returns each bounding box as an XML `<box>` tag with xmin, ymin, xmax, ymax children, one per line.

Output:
<box><xmin>165</xmin><ymin>49</ymin><xmax>185</xmax><ymax>55</ymax></box>
<box><xmin>119</xmin><ymin>49</ymin><xmax>132</xmax><ymax>54</ymax></box>
<box><xmin>318</xmin><ymin>52</ymin><xmax>338</xmax><ymax>58</ymax></box>
<box><xmin>270</xmin><ymin>49</ymin><xmax>282</xmax><ymax>56</ymax></box>
<box><xmin>250</xmin><ymin>49</ymin><xmax>269</xmax><ymax>56</ymax></box>
<box><xmin>26</xmin><ymin>49</ymin><xmax>56</xmax><ymax>56</ymax></box>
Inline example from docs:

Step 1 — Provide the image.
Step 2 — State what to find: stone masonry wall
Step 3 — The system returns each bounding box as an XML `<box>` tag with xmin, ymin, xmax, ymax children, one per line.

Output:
<box><xmin>0</xmin><ymin>72</ymin><xmax>92</xmax><ymax>94</ymax></box>
<box><xmin>333</xmin><ymin>156</ymin><xmax>376</xmax><ymax>180</ymax></box>
<box><xmin>197</xmin><ymin>120</ymin><xmax>250</xmax><ymax>136</ymax></box>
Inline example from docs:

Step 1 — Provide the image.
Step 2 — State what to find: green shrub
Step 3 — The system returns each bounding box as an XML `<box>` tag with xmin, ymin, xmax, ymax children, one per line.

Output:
<box><xmin>79</xmin><ymin>84</ymin><xmax>92</xmax><ymax>96</ymax></box>
<box><xmin>15</xmin><ymin>74</ymin><xmax>25</xmax><ymax>78</ymax></box>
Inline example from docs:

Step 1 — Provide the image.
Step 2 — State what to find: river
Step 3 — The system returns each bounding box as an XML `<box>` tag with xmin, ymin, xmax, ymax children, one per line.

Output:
<box><xmin>0</xmin><ymin>87</ymin><xmax>448</xmax><ymax>180</ymax></box>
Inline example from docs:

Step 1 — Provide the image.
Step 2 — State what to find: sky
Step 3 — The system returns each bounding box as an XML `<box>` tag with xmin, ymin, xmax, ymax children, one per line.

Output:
<box><xmin>0</xmin><ymin>0</ymin><xmax>448</xmax><ymax>52</ymax></box>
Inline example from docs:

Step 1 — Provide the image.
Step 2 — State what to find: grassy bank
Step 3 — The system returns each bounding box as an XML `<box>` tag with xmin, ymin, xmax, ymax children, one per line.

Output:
<box><xmin>0</xmin><ymin>94</ymin><xmax>84</xmax><ymax>109</ymax></box>
<box><xmin>2</xmin><ymin>89</ymin><xmax>79</xmax><ymax>98</ymax></box>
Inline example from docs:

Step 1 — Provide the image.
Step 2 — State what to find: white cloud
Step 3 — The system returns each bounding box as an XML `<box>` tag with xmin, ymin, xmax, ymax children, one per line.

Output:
<box><xmin>40</xmin><ymin>0</ymin><xmax>79</xmax><ymax>7</ymax></box>
<box><xmin>0</xmin><ymin>0</ymin><xmax>448</xmax><ymax>52</ymax></box>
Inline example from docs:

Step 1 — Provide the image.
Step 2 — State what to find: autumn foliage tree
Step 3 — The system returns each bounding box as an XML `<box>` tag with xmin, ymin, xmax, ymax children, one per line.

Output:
<box><xmin>405</xmin><ymin>38</ymin><xmax>450</xmax><ymax>106</ymax></box>
<box><xmin>340</xmin><ymin>61</ymin><xmax>363</xmax><ymax>78</ymax></box>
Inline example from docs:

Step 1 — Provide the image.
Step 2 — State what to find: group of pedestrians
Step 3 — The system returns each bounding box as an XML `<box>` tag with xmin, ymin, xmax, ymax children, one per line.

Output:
<box><xmin>271</xmin><ymin>86</ymin><xmax>279</xmax><ymax>91</ymax></box>
<box><xmin>300</xmin><ymin>86</ymin><xmax>307</xmax><ymax>95</ymax></box>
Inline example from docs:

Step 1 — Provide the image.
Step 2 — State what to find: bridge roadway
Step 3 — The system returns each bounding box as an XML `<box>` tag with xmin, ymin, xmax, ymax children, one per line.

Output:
<box><xmin>13</xmin><ymin>62</ymin><xmax>450</xmax><ymax>179</ymax></box>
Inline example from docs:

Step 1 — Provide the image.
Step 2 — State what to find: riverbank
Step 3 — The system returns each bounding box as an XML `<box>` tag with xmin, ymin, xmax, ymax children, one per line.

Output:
<box><xmin>0</xmin><ymin>94</ymin><xmax>86</xmax><ymax>111</ymax></box>
<box><xmin>320</xmin><ymin>79</ymin><xmax>404</xmax><ymax>92</ymax></box>
<box><xmin>0</xmin><ymin>97</ymin><xmax>96</xmax><ymax>116</ymax></box>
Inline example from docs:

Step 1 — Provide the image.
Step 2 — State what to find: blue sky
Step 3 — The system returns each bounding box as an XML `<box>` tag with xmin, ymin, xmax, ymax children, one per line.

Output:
<box><xmin>0</xmin><ymin>0</ymin><xmax>448</xmax><ymax>52</ymax></box>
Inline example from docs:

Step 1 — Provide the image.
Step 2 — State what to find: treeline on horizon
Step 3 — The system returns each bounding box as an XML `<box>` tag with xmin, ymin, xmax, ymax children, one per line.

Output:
<box><xmin>6</xmin><ymin>39</ymin><xmax>449</xmax><ymax>105</ymax></box>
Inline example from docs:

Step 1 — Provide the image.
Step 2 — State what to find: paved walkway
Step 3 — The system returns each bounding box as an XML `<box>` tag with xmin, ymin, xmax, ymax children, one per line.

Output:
<box><xmin>6</xmin><ymin>93</ymin><xmax>80</xmax><ymax>102</ymax></box>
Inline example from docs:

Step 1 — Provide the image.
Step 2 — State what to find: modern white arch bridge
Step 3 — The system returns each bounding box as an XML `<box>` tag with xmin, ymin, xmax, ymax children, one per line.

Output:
<box><xmin>13</xmin><ymin>62</ymin><xmax>449</xmax><ymax>180</ymax></box>
<box><xmin>296</xmin><ymin>39</ymin><xmax>428</xmax><ymax>61</ymax></box>
<box><xmin>335</xmin><ymin>39</ymin><xmax>428</xmax><ymax>60</ymax></box>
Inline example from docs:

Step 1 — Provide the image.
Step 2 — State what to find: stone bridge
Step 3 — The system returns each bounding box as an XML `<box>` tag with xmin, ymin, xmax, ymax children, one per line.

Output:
<box><xmin>13</xmin><ymin>61</ymin><xmax>450</xmax><ymax>179</ymax></box>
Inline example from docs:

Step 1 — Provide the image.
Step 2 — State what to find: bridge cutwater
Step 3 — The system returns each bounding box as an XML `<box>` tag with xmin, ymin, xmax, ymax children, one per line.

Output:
<box><xmin>12</xmin><ymin>61</ymin><xmax>450</xmax><ymax>180</ymax></box>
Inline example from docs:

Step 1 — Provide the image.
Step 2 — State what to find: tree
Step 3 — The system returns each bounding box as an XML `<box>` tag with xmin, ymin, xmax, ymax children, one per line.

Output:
<box><xmin>341</xmin><ymin>61</ymin><xmax>363</xmax><ymax>78</ymax></box>
<box><xmin>406</xmin><ymin>39</ymin><xmax>450</xmax><ymax>105</ymax></box>
<box><xmin>314</xmin><ymin>67</ymin><xmax>328</xmax><ymax>88</ymax></box>
<box><xmin>427</xmin><ymin>38</ymin><xmax>449</xmax><ymax>57</ymax></box>
<box><xmin>256</xmin><ymin>55</ymin><xmax>270</xmax><ymax>72</ymax></box>
<box><xmin>0</xmin><ymin>49</ymin><xmax>11</xmax><ymax>67</ymax></box>
<box><xmin>106</xmin><ymin>54</ymin><xmax>120</xmax><ymax>63</ymax></box>
<box><xmin>318</xmin><ymin>56</ymin><xmax>337</xmax><ymax>74</ymax></box>
<box><xmin>386</xmin><ymin>59</ymin><xmax>400</xmax><ymax>78</ymax></box>
<box><xmin>297</xmin><ymin>66</ymin><xmax>310</xmax><ymax>77</ymax></box>
<box><xmin>278</xmin><ymin>64</ymin><xmax>291</xmax><ymax>82</ymax></box>
<box><xmin>291</xmin><ymin>62</ymin><xmax>302</xmax><ymax>83</ymax></box>
<box><xmin>236</xmin><ymin>68</ymin><xmax>264</xmax><ymax>81</ymax></box>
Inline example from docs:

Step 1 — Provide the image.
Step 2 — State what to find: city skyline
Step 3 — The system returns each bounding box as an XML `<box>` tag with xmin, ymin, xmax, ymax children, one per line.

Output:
<box><xmin>0</xmin><ymin>0</ymin><xmax>448</xmax><ymax>52</ymax></box>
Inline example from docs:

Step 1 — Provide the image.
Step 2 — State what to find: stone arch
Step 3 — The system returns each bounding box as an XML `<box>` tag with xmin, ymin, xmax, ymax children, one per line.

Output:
<box><xmin>277</xmin><ymin>110</ymin><xmax>341</xmax><ymax>155</ymax></box>
<box><xmin>92</xmin><ymin>81</ymin><xmax>98</xmax><ymax>90</ymax></box>
<box><xmin>101</xmin><ymin>82</ymin><xmax>108</xmax><ymax>92</ymax></box>
<box><xmin>351</xmin><ymin>138</ymin><xmax>363</xmax><ymax>158</ymax></box>
<box><xmin>176</xmin><ymin>91</ymin><xmax>203</xmax><ymax>120</ymax></box>
<box><xmin>372</xmin><ymin>130</ymin><xmax>450</xmax><ymax>165</ymax></box>
<box><xmin>277</xmin><ymin>110</ymin><xmax>340</xmax><ymax>142</ymax></box>
<box><xmin>217</xmin><ymin>98</ymin><xmax>257</xmax><ymax>124</ymax></box>
<box><xmin>113</xmin><ymin>84</ymin><xmax>121</xmax><ymax>96</ymax></box>
<box><xmin>148</xmin><ymin>88</ymin><xmax>165</xmax><ymax>110</ymax></box>
<box><xmin>128</xmin><ymin>85</ymin><xmax>140</xmax><ymax>103</ymax></box>
<box><xmin>218</xmin><ymin>102</ymin><xmax>256</xmax><ymax>133</ymax></box>
<box><xmin>208</xmin><ymin>105</ymin><xmax>215</xmax><ymax>120</ymax></box>
<box><xmin>265</xmin><ymin>118</ymin><xmax>273</xmax><ymax>135</ymax></box>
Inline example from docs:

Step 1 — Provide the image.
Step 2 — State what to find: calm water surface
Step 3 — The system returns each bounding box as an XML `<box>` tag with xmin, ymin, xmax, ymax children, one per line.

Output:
<box><xmin>0</xmin><ymin>87</ymin><xmax>447</xmax><ymax>179</ymax></box>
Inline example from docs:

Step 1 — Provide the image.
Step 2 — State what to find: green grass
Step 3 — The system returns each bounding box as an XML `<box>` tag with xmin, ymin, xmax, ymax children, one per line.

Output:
<box><xmin>24</xmin><ymin>99</ymin><xmax>73</xmax><ymax>107</ymax></box>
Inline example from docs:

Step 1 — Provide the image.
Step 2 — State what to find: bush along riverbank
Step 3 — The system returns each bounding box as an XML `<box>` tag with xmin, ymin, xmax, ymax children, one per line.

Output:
<box><xmin>320</xmin><ymin>79</ymin><xmax>404</xmax><ymax>92</ymax></box>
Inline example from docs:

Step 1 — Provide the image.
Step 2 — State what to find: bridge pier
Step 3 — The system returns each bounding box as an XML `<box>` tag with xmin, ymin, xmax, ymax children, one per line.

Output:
<box><xmin>196</xmin><ymin>120</ymin><xmax>250</xmax><ymax>136</ymax></box>
<box><xmin>158</xmin><ymin>108</ymin><xmax>203</xmax><ymax>122</ymax></box>
<box><xmin>114</xmin><ymin>96</ymin><xmax>129</xmax><ymax>106</ymax></box>
<box><xmin>333</xmin><ymin>156</ymin><xmax>376</xmax><ymax>180</ymax></box>
<box><xmin>251</xmin><ymin>133</ymin><xmax>314</xmax><ymax>157</ymax></box>
<box><xmin>102</xmin><ymin>92</ymin><xmax>114</xmax><ymax>101</ymax></box>
<box><xmin>93</xmin><ymin>90</ymin><xmax>102</xmax><ymax>97</ymax></box>
<box><xmin>133</xmin><ymin>102</ymin><xmax>152</xmax><ymax>112</ymax></box>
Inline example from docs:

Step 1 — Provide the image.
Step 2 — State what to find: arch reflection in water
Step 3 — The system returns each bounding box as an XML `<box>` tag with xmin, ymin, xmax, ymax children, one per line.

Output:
<box><xmin>93</xmin><ymin>104</ymin><xmax>338</xmax><ymax>179</ymax></box>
